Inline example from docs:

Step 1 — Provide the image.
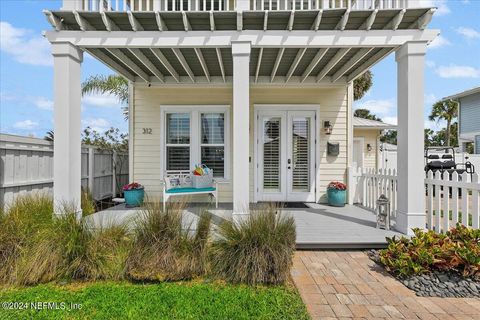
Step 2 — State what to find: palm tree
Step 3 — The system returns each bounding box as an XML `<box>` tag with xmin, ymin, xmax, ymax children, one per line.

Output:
<box><xmin>82</xmin><ymin>75</ymin><xmax>129</xmax><ymax>120</ymax></box>
<box><xmin>354</xmin><ymin>108</ymin><xmax>382</xmax><ymax>121</ymax></box>
<box><xmin>353</xmin><ymin>70</ymin><xmax>372</xmax><ymax>101</ymax></box>
<box><xmin>428</xmin><ymin>100</ymin><xmax>458</xmax><ymax>146</ymax></box>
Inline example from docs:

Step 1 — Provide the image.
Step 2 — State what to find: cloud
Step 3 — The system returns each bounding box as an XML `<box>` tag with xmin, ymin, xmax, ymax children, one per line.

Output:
<box><xmin>82</xmin><ymin>94</ymin><xmax>120</xmax><ymax>108</ymax></box>
<box><xmin>82</xmin><ymin>118</ymin><xmax>110</xmax><ymax>132</ymax></box>
<box><xmin>13</xmin><ymin>120</ymin><xmax>38</xmax><ymax>130</ymax></box>
<box><xmin>0</xmin><ymin>21</ymin><xmax>52</xmax><ymax>66</ymax></box>
<box><xmin>425</xmin><ymin>119</ymin><xmax>446</xmax><ymax>131</ymax></box>
<box><xmin>435</xmin><ymin>65</ymin><xmax>480</xmax><ymax>78</ymax></box>
<box><xmin>428</xmin><ymin>35</ymin><xmax>451</xmax><ymax>49</ymax></box>
<box><xmin>455</xmin><ymin>27</ymin><xmax>480</xmax><ymax>40</ymax></box>
<box><xmin>426</xmin><ymin>60</ymin><xmax>436</xmax><ymax>68</ymax></box>
<box><xmin>382</xmin><ymin>116</ymin><xmax>397</xmax><ymax>126</ymax></box>
<box><xmin>409</xmin><ymin>0</ymin><xmax>450</xmax><ymax>16</ymax></box>
<box><xmin>32</xmin><ymin>97</ymin><xmax>53</xmax><ymax>110</ymax></box>
<box><xmin>354</xmin><ymin>99</ymin><xmax>394</xmax><ymax>116</ymax></box>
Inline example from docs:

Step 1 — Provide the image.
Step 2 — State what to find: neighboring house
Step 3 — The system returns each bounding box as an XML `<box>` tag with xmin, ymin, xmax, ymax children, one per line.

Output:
<box><xmin>44</xmin><ymin>0</ymin><xmax>438</xmax><ymax>234</ymax></box>
<box><xmin>352</xmin><ymin>117</ymin><xmax>396</xmax><ymax>169</ymax></box>
<box><xmin>443</xmin><ymin>86</ymin><xmax>480</xmax><ymax>154</ymax></box>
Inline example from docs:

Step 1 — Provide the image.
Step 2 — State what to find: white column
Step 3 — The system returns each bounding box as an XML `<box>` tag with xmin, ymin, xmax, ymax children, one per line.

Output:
<box><xmin>52</xmin><ymin>42</ymin><xmax>83</xmax><ymax>216</ymax></box>
<box><xmin>232</xmin><ymin>41</ymin><xmax>251</xmax><ymax>218</ymax></box>
<box><xmin>395</xmin><ymin>41</ymin><xmax>427</xmax><ymax>235</ymax></box>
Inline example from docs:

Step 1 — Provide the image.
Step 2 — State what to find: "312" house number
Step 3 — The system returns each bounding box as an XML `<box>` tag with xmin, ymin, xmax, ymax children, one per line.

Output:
<box><xmin>142</xmin><ymin>128</ymin><xmax>152</xmax><ymax>134</ymax></box>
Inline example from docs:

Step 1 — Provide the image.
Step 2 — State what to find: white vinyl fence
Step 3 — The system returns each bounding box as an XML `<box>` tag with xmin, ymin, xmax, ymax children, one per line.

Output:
<box><xmin>0</xmin><ymin>134</ymin><xmax>128</xmax><ymax>209</ymax></box>
<box><xmin>349</xmin><ymin>166</ymin><xmax>480</xmax><ymax>232</ymax></box>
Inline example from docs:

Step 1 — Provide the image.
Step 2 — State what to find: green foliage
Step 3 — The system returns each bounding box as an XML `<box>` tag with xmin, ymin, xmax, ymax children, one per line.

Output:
<box><xmin>354</xmin><ymin>108</ymin><xmax>382</xmax><ymax>121</ymax></box>
<box><xmin>379</xmin><ymin>224</ymin><xmax>480</xmax><ymax>278</ymax></box>
<box><xmin>210</xmin><ymin>205</ymin><xmax>296</xmax><ymax>285</ymax></box>
<box><xmin>353</xmin><ymin>70</ymin><xmax>373</xmax><ymax>101</ymax></box>
<box><xmin>0</xmin><ymin>282</ymin><xmax>309</xmax><ymax>320</ymax></box>
<box><xmin>380</xmin><ymin>130</ymin><xmax>397</xmax><ymax>145</ymax></box>
<box><xmin>81</xmin><ymin>74</ymin><xmax>129</xmax><ymax>120</ymax></box>
<box><xmin>81</xmin><ymin>188</ymin><xmax>96</xmax><ymax>216</ymax></box>
<box><xmin>428</xmin><ymin>99</ymin><xmax>459</xmax><ymax>147</ymax></box>
<box><xmin>126</xmin><ymin>202</ymin><xmax>212</xmax><ymax>281</ymax></box>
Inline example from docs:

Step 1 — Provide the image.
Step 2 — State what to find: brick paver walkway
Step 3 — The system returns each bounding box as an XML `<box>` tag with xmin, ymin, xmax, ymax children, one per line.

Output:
<box><xmin>291</xmin><ymin>251</ymin><xmax>480</xmax><ymax>319</ymax></box>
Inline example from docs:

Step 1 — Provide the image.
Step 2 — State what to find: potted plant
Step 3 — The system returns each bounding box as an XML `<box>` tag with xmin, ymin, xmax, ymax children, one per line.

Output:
<box><xmin>327</xmin><ymin>181</ymin><xmax>347</xmax><ymax>207</ymax></box>
<box><xmin>122</xmin><ymin>182</ymin><xmax>144</xmax><ymax>207</ymax></box>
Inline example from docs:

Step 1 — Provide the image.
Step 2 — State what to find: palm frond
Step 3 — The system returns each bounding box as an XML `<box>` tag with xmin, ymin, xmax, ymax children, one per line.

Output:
<box><xmin>82</xmin><ymin>75</ymin><xmax>129</xmax><ymax>105</ymax></box>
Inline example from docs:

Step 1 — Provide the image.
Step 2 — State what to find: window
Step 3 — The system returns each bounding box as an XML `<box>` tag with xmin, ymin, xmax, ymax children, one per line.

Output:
<box><xmin>162</xmin><ymin>106</ymin><xmax>229</xmax><ymax>180</ymax></box>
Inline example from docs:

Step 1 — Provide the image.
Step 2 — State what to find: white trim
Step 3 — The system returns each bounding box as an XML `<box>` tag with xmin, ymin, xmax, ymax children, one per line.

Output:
<box><xmin>253</xmin><ymin>104</ymin><xmax>320</xmax><ymax>203</ymax></box>
<box><xmin>45</xmin><ymin>30</ymin><xmax>440</xmax><ymax>48</ymax></box>
<box><xmin>353</xmin><ymin>137</ymin><xmax>365</xmax><ymax>168</ymax></box>
<box><xmin>160</xmin><ymin>105</ymin><xmax>231</xmax><ymax>183</ymax></box>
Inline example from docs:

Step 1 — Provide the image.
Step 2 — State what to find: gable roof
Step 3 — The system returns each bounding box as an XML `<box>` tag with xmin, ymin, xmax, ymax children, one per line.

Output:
<box><xmin>353</xmin><ymin>117</ymin><xmax>396</xmax><ymax>129</ymax></box>
<box><xmin>442</xmin><ymin>86</ymin><xmax>480</xmax><ymax>101</ymax></box>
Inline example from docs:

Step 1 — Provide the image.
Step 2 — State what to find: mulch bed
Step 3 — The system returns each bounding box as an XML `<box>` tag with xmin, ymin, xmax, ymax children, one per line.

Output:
<box><xmin>367</xmin><ymin>250</ymin><xmax>480</xmax><ymax>298</ymax></box>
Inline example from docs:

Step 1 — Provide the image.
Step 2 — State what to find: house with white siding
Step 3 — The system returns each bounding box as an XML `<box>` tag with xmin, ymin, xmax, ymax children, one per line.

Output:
<box><xmin>443</xmin><ymin>86</ymin><xmax>480</xmax><ymax>154</ymax></box>
<box><xmin>44</xmin><ymin>0</ymin><xmax>438</xmax><ymax>235</ymax></box>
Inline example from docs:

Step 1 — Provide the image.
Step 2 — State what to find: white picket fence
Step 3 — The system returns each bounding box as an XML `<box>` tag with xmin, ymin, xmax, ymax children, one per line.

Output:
<box><xmin>349</xmin><ymin>166</ymin><xmax>480</xmax><ymax>232</ymax></box>
<box><xmin>0</xmin><ymin>134</ymin><xmax>128</xmax><ymax>209</ymax></box>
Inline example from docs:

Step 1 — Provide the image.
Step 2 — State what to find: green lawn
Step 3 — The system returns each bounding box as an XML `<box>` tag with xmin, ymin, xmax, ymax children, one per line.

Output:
<box><xmin>0</xmin><ymin>281</ymin><xmax>309</xmax><ymax>320</ymax></box>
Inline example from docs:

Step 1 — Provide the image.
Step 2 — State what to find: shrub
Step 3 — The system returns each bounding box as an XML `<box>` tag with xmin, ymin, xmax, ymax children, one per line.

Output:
<box><xmin>125</xmin><ymin>202</ymin><xmax>212</xmax><ymax>281</ymax></box>
<box><xmin>379</xmin><ymin>224</ymin><xmax>480</xmax><ymax>278</ymax></box>
<box><xmin>0</xmin><ymin>194</ymin><xmax>53</xmax><ymax>283</ymax></box>
<box><xmin>210</xmin><ymin>205</ymin><xmax>296</xmax><ymax>285</ymax></box>
<box><xmin>81</xmin><ymin>187</ymin><xmax>96</xmax><ymax>216</ymax></box>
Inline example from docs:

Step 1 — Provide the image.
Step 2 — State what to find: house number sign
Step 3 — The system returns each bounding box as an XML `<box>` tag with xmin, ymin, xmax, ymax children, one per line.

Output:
<box><xmin>142</xmin><ymin>128</ymin><xmax>152</xmax><ymax>134</ymax></box>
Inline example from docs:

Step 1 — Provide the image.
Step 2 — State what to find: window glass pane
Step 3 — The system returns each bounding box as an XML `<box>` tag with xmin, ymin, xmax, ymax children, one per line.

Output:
<box><xmin>263</xmin><ymin>118</ymin><xmax>281</xmax><ymax>190</ymax></box>
<box><xmin>166</xmin><ymin>146</ymin><xmax>190</xmax><ymax>171</ymax></box>
<box><xmin>201</xmin><ymin>146</ymin><xmax>224</xmax><ymax>178</ymax></box>
<box><xmin>201</xmin><ymin>113</ymin><xmax>224</xmax><ymax>144</ymax></box>
<box><xmin>167</xmin><ymin>113</ymin><xmax>190</xmax><ymax>144</ymax></box>
<box><xmin>292</xmin><ymin>118</ymin><xmax>310</xmax><ymax>191</ymax></box>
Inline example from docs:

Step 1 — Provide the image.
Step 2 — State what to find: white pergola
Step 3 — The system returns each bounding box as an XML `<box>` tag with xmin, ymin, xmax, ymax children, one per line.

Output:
<box><xmin>45</xmin><ymin>3</ymin><xmax>438</xmax><ymax>234</ymax></box>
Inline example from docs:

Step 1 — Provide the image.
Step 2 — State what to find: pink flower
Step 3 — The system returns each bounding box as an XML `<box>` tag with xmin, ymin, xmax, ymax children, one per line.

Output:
<box><xmin>327</xmin><ymin>181</ymin><xmax>347</xmax><ymax>190</ymax></box>
<box><xmin>122</xmin><ymin>182</ymin><xmax>143</xmax><ymax>191</ymax></box>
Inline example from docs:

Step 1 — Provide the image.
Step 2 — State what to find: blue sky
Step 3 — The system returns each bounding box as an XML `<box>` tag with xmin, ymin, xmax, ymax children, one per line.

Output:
<box><xmin>1</xmin><ymin>0</ymin><xmax>480</xmax><ymax>138</ymax></box>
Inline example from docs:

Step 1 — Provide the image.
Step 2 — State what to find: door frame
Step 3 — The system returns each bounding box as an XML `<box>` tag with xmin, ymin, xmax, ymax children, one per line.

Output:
<box><xmin>253</xmin><ymin>104</ymin><xmax>320</xmax><ymax>203</ymax></box>
<box><xmin>353</xmin><ymin>137</ymin><xmax>365</xmax><ymax>169</ymax></box>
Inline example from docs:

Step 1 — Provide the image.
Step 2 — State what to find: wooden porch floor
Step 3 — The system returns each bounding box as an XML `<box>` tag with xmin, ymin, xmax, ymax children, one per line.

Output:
<box><xmin>87</xmin><ymin>203</ymin><xmax>403</xmax><ymax>249</ymax></box>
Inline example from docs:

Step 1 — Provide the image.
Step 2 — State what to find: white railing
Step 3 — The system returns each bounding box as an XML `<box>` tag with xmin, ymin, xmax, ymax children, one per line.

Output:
<box><xmin>425</xmin><ymin>170</ymin><xmax>479</xmax><ymax>232</ymax></box>
<box><xmin>63</xmin><ymin>0</ymin><xmax>408</xmax><ymax>11</ymax></box>
<box><xmin>349</xmin><ymin>166</ymin><xmax>480</xmax><ymax>233</ymax></box>
<box><xmin>349</xmin><ymin>167</ymin><xmax>398</xmax><ymax>219</ymax></box>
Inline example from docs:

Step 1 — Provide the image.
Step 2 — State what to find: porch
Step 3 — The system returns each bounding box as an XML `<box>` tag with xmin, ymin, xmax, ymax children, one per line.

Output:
<box><xmin>87</xmin><ymin>202</ymin><xmax>402</xmax><ymax>248</ymax></box>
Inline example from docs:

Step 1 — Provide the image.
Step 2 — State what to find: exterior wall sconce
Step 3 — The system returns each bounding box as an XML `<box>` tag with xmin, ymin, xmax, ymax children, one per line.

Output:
<box><xmin>323</xmin><ymin>121</ymin><xmax>332</xmax><ymax>135</ymax></box>
<box><xmin>367</xmin><ymin>143</ymin><xmax>372</xmax><ymax>152</ymax></box>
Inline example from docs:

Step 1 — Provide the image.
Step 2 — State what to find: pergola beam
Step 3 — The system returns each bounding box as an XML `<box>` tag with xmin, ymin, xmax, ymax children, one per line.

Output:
<box><xmin>263</xmin><ymin>11</ymin><xmax>268</xmax><ymax>31</ymax></box>
<box><xmin>331</xmin><ymin>48</ymin><xmax>373</xmax><ymax>82</ymax></box>
<box><xmin>44</xmin><ymin>10</ymin><xmax>63</xmax><ymax>31</ymax></box>
<box><xmin>172</xmin><ymin>48</ymin><xmax>195</xmax><ymax>83</ymax></box>
<box><xmin>385</xmin><ymin>9</ymin><xmax>406</xmax><ymax>31</ymax></box>
<box><xmin>336</xmin><ymin>9</ymin><xmax>350</xmax><ymax>31</ymax></box>
<box><xmin>312</xmin><ymin>10</ymin><xmax>323</xmax><ymax>31</ymax></box>
<box><xmin>46</xmin><ymin>30</ymin><xmax>439</xmax><ymax>48</ymax></box>
<box><xmin>84</xmin><ymin>48</ymin><xmax>135</xmax><ymax>81</ymax></box>
<box><xmin>286</xmin><ymin>48</ymin><xmax>307</xmax><ymax>83</ymax></box>
<box><xmin>74</xmin><ymin>11</ymin><xmax>94</xmax><ymax>31</ymax></box>
<box><xmin>237</xmin><ymin>11</ymin><xmax>243</xmax><ymax>31</ymax></box>
<box><xmin>106</xmin><ymin>48</ymin><xmax>150</xmax><ymax>82</ymax></box>
<box><xmin>194</xmin><ymin>48</ymin><xmax>210</xmax><ymax>82</ymax></box>
<box><xmin>287</xmin><ymin>11</ymin><xmax>295</xmax><ymax>31</ymax></box>
<box><xmin>127</xmin><ymin>11</ymin><xmax>144</xmax><ymax>31</ymax></box>
<box><xmin>155</xmin><ymin>12</ymin><xmax>168</xmax><ymax>31</ymax></box>
<box><xmin>271</xmin><ymin>48</ymin><xmax>285</xmax><ymax>82</ymax></box>
<box><xmin>210</xmin><ymin>11</ymin><xmax>215</xmax><ymax>31</ymax></box>
<box><xmin>182</xmin><ymin>12</ymin><xmax>191</xmax><ymax>31</ymax></box>
<box><xmin>347</xmin><ymin>47</ymin><xmax>395</xmax><ymax>82</ymax></box>
<box><xmin>216</xmin><ymin>48</ymin><xmax>226</xmax><ymax>82</ymax></box>
<box><xmin>409</xmin><ymin>8</ymin><xmax>436</xmax><ymax>30</ymax></box>
<box><xmin>101</xmin><ymin>12</ymin><xmax>120</xmax><ymax>31</ymax></box>
<box><xmin>255</xmin><ymin>48</ymin><xmax>263</xmax><ymax>83</ymax></box>
<box><xmin>361</xmin><ymin>9</ymin><xmax>378</xmax><ymax>31</ymax></box>
<box><xmin>150</xmin><ymin>48</ymin><xmax>180</xmax><ymax>83</ymax></box>
<box><xmin>316</xmin><ymin>48</ymin><xmax>350</xmax><ymax>82</ymax></box>
<box><xmin>129</xmin><ymin>48</ymin><xmax>164</xmax><ymax>83</ymax></box>
<box><xmin>301</xmin><ymin>48</ymin><xmax>328</xmax><ymax>82</ymax></box>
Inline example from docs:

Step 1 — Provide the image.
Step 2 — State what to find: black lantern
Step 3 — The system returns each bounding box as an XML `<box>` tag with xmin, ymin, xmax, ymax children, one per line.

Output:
<box><xmin>324</xmin><ymin>121</ymin><xmax>332</xmax><ymax>135</ymax></box>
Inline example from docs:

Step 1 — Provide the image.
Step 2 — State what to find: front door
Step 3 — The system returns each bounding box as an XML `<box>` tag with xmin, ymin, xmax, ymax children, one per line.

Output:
<box><xmin>257</xmin><ymin>110</ymin><xmax>316</xmax><ymax>202</ymax></box>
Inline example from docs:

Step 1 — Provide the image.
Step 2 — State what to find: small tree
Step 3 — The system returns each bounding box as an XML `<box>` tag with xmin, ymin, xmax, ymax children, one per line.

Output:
<box><xmin>428</xmin><ymin>99</ymin><xmax>458</xmax><ymax>147</ymax></box>
<box><xmin>353</xmin><ymin>70</ymin><xmax>373</xmax><ymax>101</ymax></box>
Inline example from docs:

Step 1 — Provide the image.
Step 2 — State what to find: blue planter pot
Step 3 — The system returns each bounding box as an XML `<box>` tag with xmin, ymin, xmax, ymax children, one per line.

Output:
<box><xmin>124</xmin><ymin>188</ymin><xmax>145</xmax><ymax>207</ymax></box>
<box><xmin>327</xmin><ymin>188</ymin><xmax>346</xmax><ymax>207</ymax></box>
